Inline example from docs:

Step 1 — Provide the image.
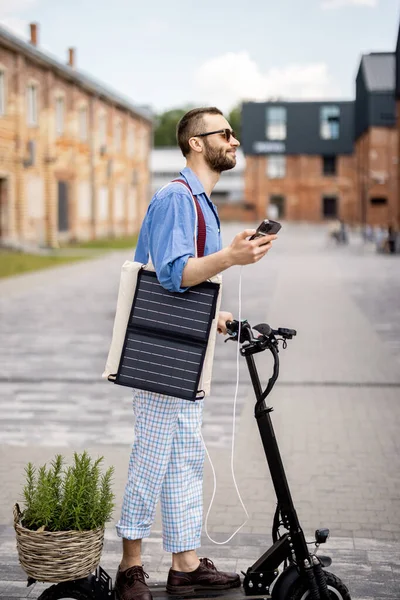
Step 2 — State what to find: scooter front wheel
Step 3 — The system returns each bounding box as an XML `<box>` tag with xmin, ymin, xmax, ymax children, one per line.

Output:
<box><xmin>288</xmin><ymin>571</ymin><xmax>351</xmax><ymax>600</ymax></box>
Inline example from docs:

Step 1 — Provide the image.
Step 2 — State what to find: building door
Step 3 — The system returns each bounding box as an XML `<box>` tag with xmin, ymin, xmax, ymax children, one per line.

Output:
<box><xmin>269</xmin><ymin>195</ymin><xmax>285</xmax><ymax>219</ymax></box>
<box><xmin>322</xmin><ymin>195</ymin><xmax>338</xmax><ymax>218</ymax></box>
<box><xmin>58</xmin><ymin>181</ymin><xmax>69</xmax><ymax>232</ymax></box>
<box><xmin>0</xmin><ymin>178</ymin><xmax>8</xmax><ymax>240</ymax></box>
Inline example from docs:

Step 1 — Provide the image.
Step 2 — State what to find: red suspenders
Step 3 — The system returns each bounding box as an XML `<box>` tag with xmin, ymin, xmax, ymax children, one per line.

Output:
<box><xmin>171</xmin><ymin>179</ymin><xmax>207</xmax><ymax>259</ymax></box>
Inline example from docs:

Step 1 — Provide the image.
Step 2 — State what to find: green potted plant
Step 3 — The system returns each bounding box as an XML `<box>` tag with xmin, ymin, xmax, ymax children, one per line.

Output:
<box><xmin>14</xmin><ymin>451</ymin><xmax>114</xmax><ymax>583</ymax></box>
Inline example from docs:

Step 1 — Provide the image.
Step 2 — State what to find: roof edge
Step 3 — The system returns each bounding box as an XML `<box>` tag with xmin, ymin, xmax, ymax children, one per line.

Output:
<box><xmin>0</xmin><ymin>24</ymin><xmax>153</xmax><ymax>124</ymax></box>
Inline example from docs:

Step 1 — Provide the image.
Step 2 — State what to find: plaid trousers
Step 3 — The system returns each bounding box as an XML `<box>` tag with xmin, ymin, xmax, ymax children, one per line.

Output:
<box><xmin>116</xmin><ymin>390</ymin><xmax>205</xmax><ymax>553</ymax></box>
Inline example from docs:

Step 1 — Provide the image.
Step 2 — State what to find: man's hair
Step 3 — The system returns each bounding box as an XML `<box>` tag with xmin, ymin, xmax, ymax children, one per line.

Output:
<box><xmin>177</xmin><ymin>107</ymin><xmax>223</xmax><ymax>157</ymax></box>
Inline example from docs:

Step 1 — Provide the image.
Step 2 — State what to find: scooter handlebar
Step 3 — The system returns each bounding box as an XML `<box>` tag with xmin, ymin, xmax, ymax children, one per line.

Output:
<box><xmin>225</xmin><ymin>320</ymin><xmax>235</xmax><ymax>333</ymax></box>
<box><xmin>225</xmin><ymin>320</ymin><xmax>296</xmax><ymax>342</ymax></box>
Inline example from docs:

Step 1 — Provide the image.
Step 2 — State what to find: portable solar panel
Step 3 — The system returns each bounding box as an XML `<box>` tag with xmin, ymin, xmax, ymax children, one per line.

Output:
<box><xmin>112</xmin><ymin>269</ymin><xmax>220</xmax><ymax>401</ymax></box>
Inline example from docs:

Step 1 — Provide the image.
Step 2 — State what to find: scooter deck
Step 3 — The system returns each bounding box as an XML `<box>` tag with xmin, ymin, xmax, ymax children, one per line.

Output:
<box><xmin>149</xmin><ymin>585</ymin><xmax>271</xmax><ymax>600</ymax></box>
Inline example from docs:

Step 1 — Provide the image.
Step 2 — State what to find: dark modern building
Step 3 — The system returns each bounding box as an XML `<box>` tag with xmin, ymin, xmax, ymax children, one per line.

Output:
<box><xmin>242</xmin><ymin>101</ymin><xmax>356</xmax><ymax>222</ymax></box>
<box><xmin>354</xmin><ymin>52</ymin><xmax>397</xmax><ymax>227</ymax></box>
<box><xmin>396</xmin><ymin>23</ymin><xmax>400</xmax><ymax>230</ymax></box>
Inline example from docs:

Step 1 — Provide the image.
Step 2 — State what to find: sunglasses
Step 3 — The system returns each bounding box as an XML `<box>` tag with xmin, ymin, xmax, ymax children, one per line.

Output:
<box><xmin>194</xmin><ymin>128</ymin><xmax>237</xmax><ymax>142</ymax></box>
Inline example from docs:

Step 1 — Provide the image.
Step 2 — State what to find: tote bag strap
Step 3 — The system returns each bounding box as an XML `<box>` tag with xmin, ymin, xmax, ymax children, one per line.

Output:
<box><xmin>171</xmin><ymin>179</ymin><xmax>206</xmax><ymax>258</ymax></box>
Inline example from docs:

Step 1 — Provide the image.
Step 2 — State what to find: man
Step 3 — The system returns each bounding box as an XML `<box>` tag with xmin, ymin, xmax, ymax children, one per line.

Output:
<box><xmin>115</xmin><ymin>107</ymin><xmax>277</xmax><ymax>600</ymax></box>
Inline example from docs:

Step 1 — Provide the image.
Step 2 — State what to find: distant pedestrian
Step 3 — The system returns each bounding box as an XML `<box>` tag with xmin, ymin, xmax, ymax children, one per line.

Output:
<box><xmin>339</xmin><ymin>220</ymin><xmax>348</xmax><ymax>244</ymax></box>
<box><xmin>386</xmin><ymin>224</ymin><xmax>397</xmax><ymax>254</ymax></box>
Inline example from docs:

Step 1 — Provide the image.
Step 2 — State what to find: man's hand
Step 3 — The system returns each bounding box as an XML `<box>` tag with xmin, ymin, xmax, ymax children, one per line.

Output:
<box><xmin>217</xmin><ymin>311</ymin><xmax>234</xmax><ymax>335</ymax></box>
<box><xmin>181</xmin><ymin>229</ymin><xmax>278</xmax><ymax>289</ymax></box>
<box><xmin>227</xmin><ymin>229</ymin><xmax>277</xmax><ymax>266</ymax></box>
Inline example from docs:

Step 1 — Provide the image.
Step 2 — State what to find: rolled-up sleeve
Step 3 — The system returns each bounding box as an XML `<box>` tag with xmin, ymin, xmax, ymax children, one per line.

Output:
<box><xmin>148</xmin><ymin>189</ymin><xmax>196</xmax><ymax>292</ymax></box>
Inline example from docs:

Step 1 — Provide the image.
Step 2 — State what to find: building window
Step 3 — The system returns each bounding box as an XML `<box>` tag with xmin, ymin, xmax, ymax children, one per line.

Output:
<box><xmin>114</xmin><ymin>121</ymin><xmax>122</xmax><ymax>152</ymax></box>
<box><xmin>98</xmin><ymin>113</ymin><xmax>107</xmax><ymax>148</ymax></box>
<box><xmin>269</xmin><ymin>195</ymin><xmax>285</xmax><ymax>219</ymax></box>
<box><xmin>267</xmin><ymin>154</ymin><xmax>286</xmax><ymax>179</ymax></box>
<box><xmin>0</xmin><ymin>71</ymin><xmax>5</xmax><ymax>116</ymax></box>
<box><xmin>322</xmin><ymin>155</ymin><xmax>337</xmax><ymax>176</ymax></box>
<box><xmin>370</xmin><ymin>197</ymin><xmax>387</xmax><ymax>205</ymax></box>
<box><xmin>127</xmin><ymin>125</ymin><xmax>135</xmax><ymax>157</ymax></box>
<box><xmin>79</xmin><ymin>107</ymin><xmax>88</xmax><ymax>141</ymax></box>
<box><xmin>141</xmin><ymin>130</ymin><xmax>149</xmax><ymax>158</ymax></box>
<box><xmin>320</xmin><ymin>106</ymin><xmax>340</xmax><ymax>140</ymax></box>
<box><xmin>55</xmin><ymin>97</ymin><xmax>65</xmax><ymax>136</ymax></box>
<box><xmin>27</xmin><ymin>84</ymin><xmax>38</xmax><ymax>126</ymax></box>
<box><xmin>266</xmin><ymin>107</ymin><xmax>286</xmax><ymax>140</ymax></box>
<box><xmin>322</xmin><ymin>195</ymin><xmax>338</xmax><ymax>218</ymax></box>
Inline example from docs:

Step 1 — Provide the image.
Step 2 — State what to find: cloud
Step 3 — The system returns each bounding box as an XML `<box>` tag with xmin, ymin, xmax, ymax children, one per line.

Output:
<box><xmin>140</xmin><ymin>19</ymin><xmax>168</xmax><ymax>37</ymax></box>
<box><xmin>0</xmin><ymin>0</ymin><xmax>39</xmax><ymax>39</ymax></box>
<box><xmin>321</xmin><ymin>0</ymin><xmax>377</xmax><ymax>9</ymax></box>
<box><xmin>193</xmin><ymin>52</ymin><xmax>341</xmax><ymax>111</ymax></box>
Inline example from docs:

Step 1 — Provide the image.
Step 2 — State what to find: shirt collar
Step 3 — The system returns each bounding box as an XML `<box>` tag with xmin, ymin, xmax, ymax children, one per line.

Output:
<box><xmin>179</xmin><ymin>167</ymin><xmax>205</xmax><ymax>196</ymax></box>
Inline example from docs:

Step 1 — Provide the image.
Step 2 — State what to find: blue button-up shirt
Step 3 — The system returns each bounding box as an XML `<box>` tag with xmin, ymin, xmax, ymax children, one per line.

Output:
<box><xmin>135</xmin><ymin>167</ymin><xmax>221</xmax><ymax>292</ymax></box>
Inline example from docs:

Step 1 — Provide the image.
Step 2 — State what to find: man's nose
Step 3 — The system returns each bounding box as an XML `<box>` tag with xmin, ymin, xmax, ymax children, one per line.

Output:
<box><xmin>231</xmin><ymin>135</ymin><xmax>240</xmax><ymax>147</ymax></box>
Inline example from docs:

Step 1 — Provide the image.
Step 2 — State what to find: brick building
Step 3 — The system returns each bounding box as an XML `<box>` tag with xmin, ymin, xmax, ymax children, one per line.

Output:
<box><xmin>241</xmin><ymin>101</ymin><xmax>356</xmax><ymax>223</ymax></box>
<box><xmin>396</xmin><ymin>24</ymin><xmax>400</xmax><ymax>229</ymax></box>
<box><xmin>151</xmin><ymin>147</ymin><xmax>252</xmax><ymax>221</ymax></box>
<box><xmin>0</xmin><ymin>23</ymin><xmax>152</xmax><ymax>248</ymax></box>
<box><xmin>355</xmin><ymin>52</ymin><xmax>397</xmax><ymax>228</ymax></box>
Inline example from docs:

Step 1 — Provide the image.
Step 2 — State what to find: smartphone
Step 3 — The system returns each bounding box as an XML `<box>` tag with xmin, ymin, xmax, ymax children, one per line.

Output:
<box><xmin>250</xmin><ymin>219</ymin><xmax>282</xmax><ymax>241</ymax></box>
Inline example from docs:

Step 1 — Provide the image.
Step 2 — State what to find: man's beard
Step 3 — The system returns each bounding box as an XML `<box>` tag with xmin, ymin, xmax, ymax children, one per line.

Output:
<box><xmin>203</xmin><ymin>139</ymin><xmax>236</xmax><ymax>173</ymax></box>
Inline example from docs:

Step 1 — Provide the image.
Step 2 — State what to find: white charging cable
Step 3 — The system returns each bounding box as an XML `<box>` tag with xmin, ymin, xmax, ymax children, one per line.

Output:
<box><xmin>200</xmin><ymin>266</ymin><xmax>249</xmax><ymax>544</ymax></box>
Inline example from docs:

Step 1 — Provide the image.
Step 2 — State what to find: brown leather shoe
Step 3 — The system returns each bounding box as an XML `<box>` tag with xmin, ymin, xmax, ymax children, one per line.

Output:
<box><xmin>115</xmin><ymin>565</ymin><xmax>153</xmax><ymax>600</ymax></box>
<box><xmin>166</xmin><ymin>557</ymin><xmax>241</xmax><ymax>594</ymax></box>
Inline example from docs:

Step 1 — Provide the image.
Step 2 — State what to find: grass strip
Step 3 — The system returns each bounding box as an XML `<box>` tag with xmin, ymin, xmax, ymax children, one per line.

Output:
<box><xmin>0</xmin><ymin>252</ymin><xmax>88</xmax><ymax>279</ymax></box>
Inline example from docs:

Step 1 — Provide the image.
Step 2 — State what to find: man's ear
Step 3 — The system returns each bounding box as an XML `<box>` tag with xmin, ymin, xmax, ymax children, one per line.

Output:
<box><xmin>188</xmin><ymin>137</ymin><xmax>203</xmax><ymax>154</ymax></box>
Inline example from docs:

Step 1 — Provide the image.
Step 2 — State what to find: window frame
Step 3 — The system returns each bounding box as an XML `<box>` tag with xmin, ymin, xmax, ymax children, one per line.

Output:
<box><xmin>322</xmin><ymin>194</ymin><xmax>338</xmax><ymax>218</ymax></box>
<box><xmin>27</xmin><ymin>82</ymin><xmax>39</xmax><ymax>127</ymax></box>
<box><xmin>320</xmin><ymin>105</ymin><xmax>340</xmax><ymax>140</ymax></box>
<box><xmin>55</xmin><ymin>94</ymin><xmax>65</xmax><ymax>137</ymax></box>
<box><xmin>266</xmin><ymin>106</ymin><xmax>287</xmax><ymax>141</ymax></box>
<box><xmin>370</xmin><ymin>197</ymin><xmax>387</xmax><ymax>206</ymax></box>
<box><xmin>267</xmin><ymin>154</ymin><xmax>286</xmax><ymax>179</ymax></box>
<box><xmin>141</xmin><ymin>129</ymin><xmax>149</xmax><ymax>159</ymax></box>
<box><xmin>78</xmin><ymin>105</ymin><xmax>88</xmax><ymax>142</ymax></box>
<box><xmin>127</xmin><ymin>124</ymin><xmax>135</xmax><ymax>158</ymax></box>
<box><xmin>114</xmin><ymin>119</ymin><xmax>123</xmax><ymax>152</ymax></box>
<box><xmin>322</xmin><ymin>154</ymin><xmax>337</xmax><ymax>176</ymax></box>
<box><xmin>0</xmin><ymin>69</ymin><xmax>6</xmax><ymax>117</ymax></box>
<box><xmin>98</xmin><ymin>111</ymin><xmax>107</xmax><ymax>148</ymax></box>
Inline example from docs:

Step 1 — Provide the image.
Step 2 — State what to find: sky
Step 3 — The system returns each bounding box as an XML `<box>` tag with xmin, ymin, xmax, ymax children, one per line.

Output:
<box><xmin>0</xmin><ymin>0</ymin><xmax>399</xmax><ymax>115</ymax></box>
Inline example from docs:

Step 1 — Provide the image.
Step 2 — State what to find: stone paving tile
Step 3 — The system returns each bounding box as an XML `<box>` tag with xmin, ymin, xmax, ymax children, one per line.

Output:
<box><xmin>1</xmin><ymin>224</ymin><xmax>400</xmax><ymax>599</ymax></box>
<box><xmin>2</xmin><ymin>526</ymin><xmax>399</xmax><ymax>599</ymax></box>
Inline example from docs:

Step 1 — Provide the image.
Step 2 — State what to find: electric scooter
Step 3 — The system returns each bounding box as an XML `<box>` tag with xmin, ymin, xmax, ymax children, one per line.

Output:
<box><xmin>33</xmin><ymin>319</ymin><xmax>351</xmax><ymax>600</ymax></box>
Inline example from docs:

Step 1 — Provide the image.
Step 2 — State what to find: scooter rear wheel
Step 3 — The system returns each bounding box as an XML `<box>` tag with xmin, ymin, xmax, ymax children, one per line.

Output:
<box><xmin>287</xmin><ymin>571</ymin><xmax>351</xmax><ymax>600</ymax></box>
<box><xmin>37</xmin><ymin>582</ymin><xmax>94</xmax><ymax>599</ymax></box>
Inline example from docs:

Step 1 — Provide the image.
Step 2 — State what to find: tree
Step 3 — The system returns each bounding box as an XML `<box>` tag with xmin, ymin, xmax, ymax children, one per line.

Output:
<box><xmin>228</xmin><ymin>104</ymin><xmax>242</xmax><ymax>140</ymax></box>
<box><xmin>153</xmin><ymin>104</ymin><xmax>243</xmax><ymax>147</ymax></box>
<box><xmin>154</xmin><ymin>107</ymin><xmax>192</xmax><ymax>147</ymax></box>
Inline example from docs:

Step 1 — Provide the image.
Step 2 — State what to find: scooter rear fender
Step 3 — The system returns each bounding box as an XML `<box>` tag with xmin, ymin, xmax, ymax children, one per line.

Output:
<box><xmin>270</xmin><ymin>565</ymin><xmax>300</xmax><ymax>599</ymax></box>
<box><xmin>269</xmin><ymin>556</ymin><xmax>332</xmax><ymax>599</ymax></box>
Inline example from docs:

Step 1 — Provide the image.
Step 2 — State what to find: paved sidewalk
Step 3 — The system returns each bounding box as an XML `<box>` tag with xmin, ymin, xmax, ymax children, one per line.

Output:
<box><xmin>0</xmin><ymin>223</ymin><xmax>399</xmax><ymax>599</ymax></box>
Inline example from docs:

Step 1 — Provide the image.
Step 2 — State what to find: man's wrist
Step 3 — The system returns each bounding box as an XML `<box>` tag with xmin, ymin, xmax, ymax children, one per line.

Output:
<box><xmin>220</xmin><ymin>246</ymin><xmax>235</xmax><ymax>269</ymax></box>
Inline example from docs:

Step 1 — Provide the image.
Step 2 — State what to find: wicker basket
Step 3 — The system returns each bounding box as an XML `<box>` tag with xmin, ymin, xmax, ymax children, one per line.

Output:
<box><xmin>13</xmin><ymin>504</ymin><xmax>105</xmax><ymax>583</ymax></box>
